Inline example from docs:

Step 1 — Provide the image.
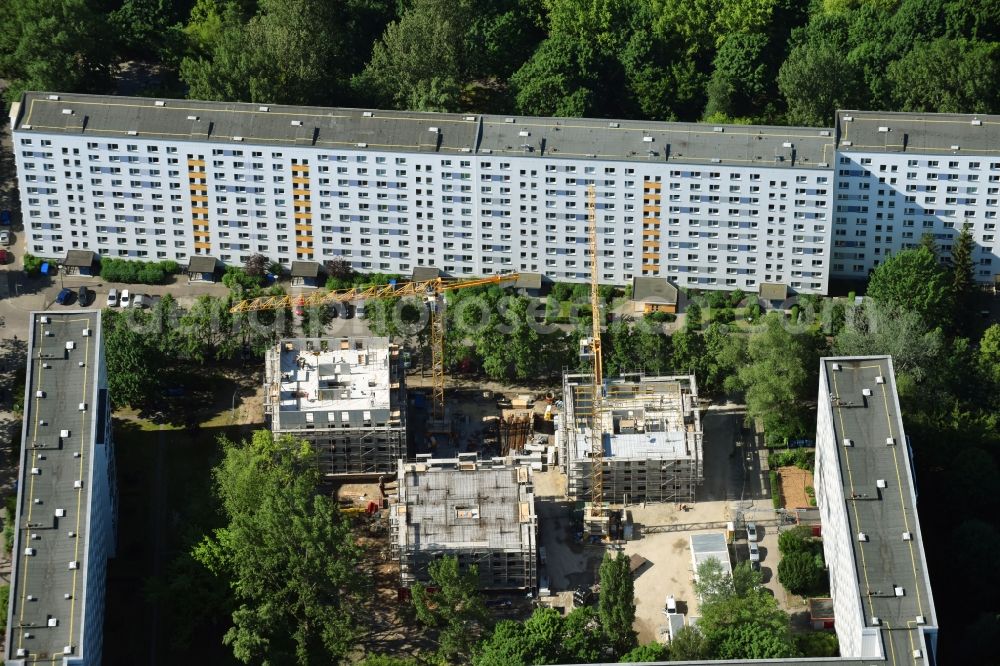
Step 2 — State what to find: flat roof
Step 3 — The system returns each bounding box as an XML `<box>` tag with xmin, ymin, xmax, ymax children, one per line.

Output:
<box><xmin>395</xmin><ymin>460</ymin><xmax>535</xmax><ymax>552</ymax></box>
<box><xmin>838</xmin><ymin>109</ymin><xmax>1000</xmax><ymax>155</ymax></box>
<box><xmin>186</xmin><ymin>255</ymin><xmax>217</xmax><ymax>273</ymax></box>
<box><xmin>290</xmin><ymin>260</ymin><xmax>321</xmax><ymax>278</ymax></box>
<box><xmin>14</xmin><ymin>92</ymin><xmax>835</xmax><ymax>168</ymax></box>
<box><xmin>62</xmin><ymin>250</ymin><xmax>96</xmax><ymax>268</ymax></box>
<box><xmin>690</xmin><ymin>532</ymin><xmax>732</xmax><ymax>578</ymax></box>
<box><xmin>822</xmin><ymin>357</ymin><xmax>937</xmax><ymax>661</ymax></box>
<box><xmin>8</xmin><ymin>311</ymin><xmax>102</xmax><ymax>661</ymax></box>
<box><xmin>759</xmin><ymin>282</ymin><xmax>789</xmax><ymax>301</ymax></box>
<box><xmin>272</xmin><ymin>337</ymin><xmax>392</xmax><ymax>413</ymax></box>
<box><xmin>631</xmin><ymin>276</ymin><xmax>678</xmax><ymax>304</ymax></box>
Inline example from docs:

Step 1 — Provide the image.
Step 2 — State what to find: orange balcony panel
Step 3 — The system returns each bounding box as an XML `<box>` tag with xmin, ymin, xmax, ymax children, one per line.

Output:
<box><xmin>294</xmin><ymin>224</ymin><xmax>312</xmax><ymax>232</ymax></box>
<box><xmin>194</xmin><ymin>242</ymin><xmax>212</xmax><ymax>250</ymax></box>
<box><xmin>190</xmin><ymin>195</ymin><xmax>208</xmax><ymax>203</ymax></box>
<box><xmin>290</xmin><ymin>165</ymin><xmax>309</xmax><ymax>172</ymax></box>
<box><xmin>187</xmin><ymin>159</ymin><xmax>205</xmax><ymax>167</ymax></box>
<box><xmin>295</xmin><ymin>235</ymin><xmax>314</xmax><ymax>242</ymax></box>
<box><xmin>642</xmin><ymin>228</ymin><xmax>661</xmax><ymax>236</ymax></box>
<box><xmin>191</xmin><ymin>207</ymin><xmax>209</xmax><ymax>215</ymax></box>
<box><xmin>293</xmin><ymin>200</ymin><xmax>312</xmax><ymax>208</ymax></box>
<box><xmin>294</xmin><ymin>212</ymin><xmax>312</xmax><ymax>220</ymax></box>
<box><xmin>193</xmin><ymin>230</ymin><xmax>211</xmax><ymax>237</ymax></box>
<box><xmin>643</xmin><ymin>183</ymin><xmax>662</xmax><ymax>191</ymax></box>
<box><xmin>292</xmin><ymin>177</ymin><xmax>310</xmax><ymax>185</ymax></box>
<box><xmin>296</xmin><ymin>246</ymin><xmax>314</xmax><ymax>254</ymax></box>
<box><xmin>642</xmin><ymin>206</ymin><xmax>661</xmax><ymax>213</ymax></box>
<box><xmin>642</xmin><ymin>252</ymin><xmax>660</xmax><ymax>260</ymax></box>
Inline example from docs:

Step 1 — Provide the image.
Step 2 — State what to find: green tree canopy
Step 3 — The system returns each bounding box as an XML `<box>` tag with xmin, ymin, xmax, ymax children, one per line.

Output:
<box><xmin>865</xmin><ymin>246</ymin><xmax>955</xmax><ymax>329</ymax></box>
<box><xmin>599</xmin><ymin>551</ymin><xmax>638</xmax><ymax>657</ymax></box>
<box><xmin>412</xmin><ymin>556</ymin><xmax>491</xmax><ymax>662</ymax></box>
<box><xmin>887</xmin><ymin>38</ymin><xmax>1000</xmax><ymax>112</ymax></box>
<box><xmin>194</xmin><ymin>431</ymin><xmax>361</xmax><ymax>664</ymax></box>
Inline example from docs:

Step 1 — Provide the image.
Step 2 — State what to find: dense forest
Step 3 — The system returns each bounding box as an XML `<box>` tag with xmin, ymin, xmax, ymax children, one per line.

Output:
<box><xmin>2</xmin><ymin>0</ymin><xmax>1000</xmax><ymax>126</ymax></box>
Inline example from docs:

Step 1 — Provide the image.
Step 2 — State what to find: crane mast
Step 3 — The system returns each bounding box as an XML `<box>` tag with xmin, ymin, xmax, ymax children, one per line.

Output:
<box><xmin>587</xmin><ymin>185</ymin><xmax>606</xmax><ymax>527</ymax></box>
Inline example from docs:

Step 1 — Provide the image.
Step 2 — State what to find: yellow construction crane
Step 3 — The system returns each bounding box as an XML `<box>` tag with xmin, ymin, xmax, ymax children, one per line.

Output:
<box><xmin>586</xmin><ymin>184</ymin><xmax>606</xmax><ymax>528</ymax></box>
<box><xmin>230</xmin><ymin>273</ymin><xmax>519</xmax><ymax>420</ymax></box>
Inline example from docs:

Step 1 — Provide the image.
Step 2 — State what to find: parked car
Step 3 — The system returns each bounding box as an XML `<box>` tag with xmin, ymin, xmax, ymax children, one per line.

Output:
<box><xmin>106</xmin><ymin>288</ymin><xmax>119</xmax><ymax>307</ymax></box>
<box><xmin>573</xmin><ymin>585</ymin><xmax>593</xmax><ymax>606</ymax></box>
<box><xmin>120</xmin><ymin>289</ymin><xmax>131</xmax><ymax>308</ymax></box>
<box><xmin>131</xmin><ymin>293</ymin><xmax>150</xmax><ymax>308</ymax></box>
<box><xmin>747</xmin><ymin>522</ymin><xmax>759</xmax><ymax>543</ymax></box>
<box><xmin>0</xmin><ymin>249</ymin><xmax>9</xmax><ymax>264</ymax></box>
<box><xmin>77</xmin><ymin>286</ymin><xmax>91</xmax><ymax>307</ymax></box>
<box><xmin>748</xmin><ymin>541</ymin><xmax>760</xmax><ymax>564</ymax></box>
<box><xmin>56</xmin><ymin>288</ymin><xmax>73</xmax><ymax>305</ymax></box>
<box><xmin>0</xmin><ymin>230</ymin><xmax>11</xmax><ymax>245</ymax></box>
<box><xmin>0</xmin><ymin>210</ymin><xmax>11</xmax><ymax>225</ymax></box>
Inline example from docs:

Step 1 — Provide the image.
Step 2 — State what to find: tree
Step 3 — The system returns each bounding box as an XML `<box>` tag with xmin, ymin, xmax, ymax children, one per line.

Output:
<box><xmin>668</xmin><ymin>626</ymin><xmax>708</xmax><ymax>661</ymax></box>
<box><xmin>949</xmin><ymin>223</ymin><xmax>976</xmax><ymax>323</ymax></box>
<box><xmin>887</xmin><ymin>38</ymin><xmax>1000</xmax><ymax>113</ymax></box>
<box><xmin>598</xmin><ymin>551</ymin><xmax>637</xmax><ymax>657</ymax></box>
<box><xmin>509</xmin><ymin>34</ymin><xmax>604</xmax><ymax>117</ymax></box>
<box><xmin>734</xmin><ymin>313</ymin><xmax>819</xmax><ymax>440</ymax></box>
<box><xmin>194</xmin><ymin>431</ymin><xmax>361</xmax><ymax>664</ymax></box>
<box><xmin>684</xmin><ymin>302</ymin><xmax>702</xmax><ymax>330</ymax></box>
<box><xmin>619</xmin><ymin>641</ymin><xmax>669</xmax><ymax>662</ymax></box>
<box><xmin>0</xmin><ymin>0</ymin><xmax>115</xmax><ymax>101</ymax></box>
<box><xmin>694</xmin><ymin>557</ymin><xmax>734</xmax><ymax>605</ymax></box>
<box><xmin>778</xmin><ymin>40</ymin><xmax>862</xmax><ymax>126</ymax></box>
<box><xmin>356</xmin><ymin>0</ymin><xmax>463</xmax><ymax>111</ymax></box>
<box><xmin>412</xmin><ymin>556</ymin><xmax>490</xmax><ymax>663</ymax></box>
<box><xmin>777</xmin><ymin>525</ymin><xmax>816</xmax><ymax>555</ymax></box>
<box><xmin>979</xmin><ymin>324</ymin><xmax>1000</xmax><ymax>385</ymax></box>
<box><xmin>103</xmin><ymin>309</ymin><xmax>162</xmax><ymax>408</ymax></box>
<box><xmin>866</xmin><ymin>246</ymin><xmax>955</xmax><ymax>329</ymax></box>
<box><xmin>777</xmin><ymin>550</ymin><xmax>826</xmax><ymax>596</ymax></box>
<box><xmin>243</xmin><ymin>253</ymin><xmax>268</xmax><ymax>277</ymax></box>
<box><xmin>704</xmin><ymin>33</ymin><xmax>773</xmax><ymax>120</ymax></box>
<box><xmin>834</xmin><ymin>300</ymin><xmax>944</xmax><ymax>383</ymax></box>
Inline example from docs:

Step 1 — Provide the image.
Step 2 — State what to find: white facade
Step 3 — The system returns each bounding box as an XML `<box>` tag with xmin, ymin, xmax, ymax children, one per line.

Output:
<box><xmin>12</xmin><ymin>94</ymin><xmax>1000</xmax><ymax>295</ymax></box>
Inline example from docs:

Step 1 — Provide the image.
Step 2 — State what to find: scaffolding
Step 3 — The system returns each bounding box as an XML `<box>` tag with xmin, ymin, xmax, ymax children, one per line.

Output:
<box><xmin>558</xmin><ymin>373</ymin><xmax>703</xmax><ymax>505</ymax></box>
<box><xmin>390</xmin><ymin>455</ymin><xmax>538</xmax><ymax>591</ymax></box>
<box><xmin>265</xmin><ymin>336</ymin><xmax>407</xmax><ymax>476</ymax></box>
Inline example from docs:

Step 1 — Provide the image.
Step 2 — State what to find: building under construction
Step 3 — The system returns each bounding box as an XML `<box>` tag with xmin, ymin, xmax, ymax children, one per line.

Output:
<box><xmin>557</xmin><ymin>373</ymin><xmax>703</xmax><ymax>504</ymax></box>
<box><xmin>265</xmin><ymin>336</ymin><xmax>406</xmax><ymax>476</ymax></box>
<box><xmin>390</xmin><ymin>454</ymin><xmax>538</xmax><ymax>591</ymax></box>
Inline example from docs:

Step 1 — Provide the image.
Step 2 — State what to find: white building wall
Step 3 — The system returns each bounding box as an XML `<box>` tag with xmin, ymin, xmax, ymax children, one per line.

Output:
<box><xmin>815</xmin><ymin>364</ymin><xmax>870</xmax><ymax>660</ymax></box>
<box><xmin>833</xmin><ymin>152</ymin><xmax>1000</xmax><ymax>282</ymax></box>
<box><xmin>13</xmin><ymin>130</ymin><xmax>833</xmax><ymax>293</ymax></box>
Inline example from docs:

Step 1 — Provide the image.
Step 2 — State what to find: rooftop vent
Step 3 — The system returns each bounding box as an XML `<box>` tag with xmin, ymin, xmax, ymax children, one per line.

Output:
<box><xmin>713</xmin><ymin>126</ymin><xmax>724</xmax><ymax>132</ymax></box>
<box><xmin>69</xmin><ymin>561</ymin><xmax>79</xmax><ymax>570</ymax></box>
<box><xmin>913</xmin><ymin>649</ymin><xmax>923</xmax><ymax>658</ymax></box>
<box><xmin>27</xmin><ymin>595</ymin><xmax>35</xmax><ymax>601</ymax></box>
<box><xmin>428</xmin><ymin>127</ymin><xmax>439</xmax><ymax>133</ymax></box>
<box><xmin>16</xmin><ymin>648</ymin><xmax>25</xmax><ymax>657</ymax></box>
<box><xmin>518</xmin><ymin>130</ymin><xmax>530</xmax><ymax>137</ymax></box>
<box><xmin>78</xmin><ymin>402</ymin><xmax>86</xmax><ymax>411</ymax></box>
<box><xmin>64</xmin><ymin>646</ymin><xmax>74</xmax><ymax>655</ymax></box>
<box><xmin>643</xmin><ymin>136</ymin><xmax>654</xmax><ymax>142</ymax></box>
<box><xmin>22</xmin><ymin>124</ymin><xmax>31</xmax><ymax>129</ymax></box>
<box><xmin>36</xmin><ymin>390</ymin><xmax>44</xmax><ymax>398</ymax></box>
<box><xmin>47</xmin><ymin>618</ymin><xmax>58</xmax><ymax>627</ymax></box>
<box><xmin>504</xmin><ymin>117</ymin><xmax>515</xmax><ymax>123</ymax></box>
<box><xmin>819</xmin><ymin>130</ymin><xmax>831</xmax><ymax>136</ymax></box>
<box><xmin>894</xmin><ymin>586</ymin><xmax>905</xmax><ymax>597</ymax></box>
<box><xmin>48</xmin><ymin>94</ymin><xmax>60</xmax><ymax>100</ymax></box>
<box><xmin>74</xmin><ymin>480</ymin><xmax>83</xmax><ymax>489</ymax></box>
<box><xmin>291</xmin><ymin>120</ymin><xmax>303</xmax><ymax>126</ymax></box>
<box><xmin>154</xmin><ymin>100</ymin><xmax>165</xmax><ymax>107</ymax></box>
<box><xmin>876</xmin><ymin>479</ymin><xmax>887</xmax><ymax>489</ymax></box>
<box><xmin>356</xmin><ymin>143</ymin><xmax>368</xmax><ymax>148</ymax></box>
<box><xmin>232</xmin><ymin>136</ymin><xmax>243</xmax><ymax>142</ymax></box>
<box><xmin>916</xmin><ymin>615</ymin><xmax>926</xmax><ymax>624</ymax></box>
<box><xmin>363</xmin><ymin>111</ymin><xmax>373</xmax><ymax>117</ymax></box>
<box><xmin>875</xmin><ymin>375</ymin><xmax>885</xmax><ymax>384</ymax></box>
<box><xmin>187</xmin><ymin>115</ymin><xmax>198</xmax><ymax>121</ymax></box>
<box><xmin>783</xmin><ymin>142</ymin><xmax>793</xmax><ymax>148</ymax></box>
<box><xmin>82</xmin><ymin>328</ymin><xmax>90</xmax><ymax>336</ymax></box>
<box><xmin>832</xmin><ymin>363</ymin><xmax>841</xmax><ymax>371</ymax></box>
<box><xmin>31</xmin><ymin>467</ymin><xmax>40</xmax><ymax>475</ymax></box>
<box><xmin>464</xmin><ymin>116</ymin><xmax>476</xmax><ymax>121</ymax></box>
<box><xmin>62</xmin><ymin>109</ymin><xmax>73</xmax><ymax>115</ymax></box>
<box><xmin>878</xmin><ymin>126</ymin><xmax>889</xmax><ymax>132</ymax></box>
<box><xmin>711</xmin><ymin>158</ymin><xmax>721</xmax><ymax>163</ymax></box>
<box><xmin>903</xmin><ymin>531</ymin><xmax>913</xmax><ymax>541</ymax></box>
<box><xmin>871</xmin><ymin>616</ymin><xmax>880</xmax><ymax>626</ymax></box>
<box><xmin>862</xmin><ymin>388</ymin><xmax>873</xmax><ymax>397</ymax></box>
<box><xmin>886</xmin><ymin>437</ymin><xmax>896</xmax><ymax>446</ymax></box>
<box><xmin>127</xmin><ymin>130</ymin><xmax>138</xmax><ymax>136</ymax></box>
<box><xmin>40</xmin><ymin>315</ymin><xmax>50</xmax><ymax>324</ymax></box>
<box><xmin>841</xmin><ymin>140</ymin><xmax>853</xmax><ymax>146</ymax></box>
<box><xmin>609</xmin><ymin>122</ymin><xmax>620</xmax><ymax>128</ymax></box>
<box><xmin>258</xmin><ymin>106</ymin><xmax>269</xmax><ymax>112</ymax></box>
<box><xmin>858</xmin><ymin>531</ymin><xmax>868</xmax><ymax>542</ymax></box>
<box><xmin>844</xmin><ymin>115</ymin><xmax>854</xmax><ymax>122</ymax></box>
<box><xmin>42</xmin><ymin>363</ymin><xmax>50</xmax><ymax>369</ymax></box>
<box><xmin>55</xmin><ymin>508</ymin><xmax>66</xmax><ymax>517</ymax></box>
<box><xmin>971</xmin><ymin>119</ymin><xmax>982</xmax><ymax>126</ymax></box>
<box><xmin>24</xmin><ymin>548</ymin><xmax>35</xmax><ymax>556</ymax></box>
<box><xmin>843</xmin><ymin>438</ymin><xmax>854</xmax><ymax>447</ymax></box>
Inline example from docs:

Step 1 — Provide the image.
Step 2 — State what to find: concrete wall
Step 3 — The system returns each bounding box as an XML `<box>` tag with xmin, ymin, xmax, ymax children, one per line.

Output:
<box><xmin>815</xmin><ymin>364</ymin><xmax>868</xmax><ymax>659</ymax></box>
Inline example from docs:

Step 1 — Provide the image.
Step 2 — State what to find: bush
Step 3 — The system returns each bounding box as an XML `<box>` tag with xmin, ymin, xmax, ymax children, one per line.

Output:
<box><xmin>847</xmin><ymin>290</ymin><xmax>856</xmax><ymax>302</ymax></box>
<box><xmin>0</xmin><ymin>584</ymin><xmax>8</xmax><ymax>633</ymax></box>
<box><xmin>744</xmin><ymin>302</ymin><xmax>762</xmax><ymax>321</ymax></box>
<box><xmin>23</xmin><ymin>253</ymin><xmax>44</xmax><ymax>277</ymax></box>
<box><xmin>770</xmin><ymin>471</ymin><xmax>781</xmax><ymax>509</ymax></box>
<box><xmin>789</xmin><ymin>304</ymin><xmax>801</xmax><ymax>322</ymax></box>
<box><xmin>550</xmin><ymin>282</ymin><xmax>574</xmax><ymax>302</ymax></box>
<box><xmin>99</xmin><ymin>258</ymin><xmax>179</xmax><ymax>285</ymax></box>
<box><xmin>729</xmin><ymin>288</ymin><xmax>746</xmax><ymax>308</ymax></box>
<box><xmin>771</xmin><ymin>448</ymin><xmax>814</xmax><ymax>471</ymax></box>
<box><xmin>645</xmin><ymin>311</ymin><xmax>676</xmax><ymax>323</ymax></box>
<box><xmin>708</xmin><ymin>291</ymin><xmax>729</xmax><ymax>309</ymax></box>
<box><xmin>797</xmin><ymin>631</ymin><xmax>838</xmax><ymax>657</ymax></box>
<box><xmin>778</xmin><ymin>550</ymin><xmax>826</xmax><ymax>596</ymax></box>
<box><xmin>685</xmin><ymin>303</ymin><xmax>702</xmax><ymax>330</ymax></box>
<box><xmin>713</xmin><ymin>308</ymin><xmax>735</xmax><ymax>324</ymax></box>
<box><xmin>222</xmin><ymin>266</ymin><xmax>264</xmax><ymax>291</ymax></box>
<box><xmin>805</xmin><ymin>485</ymin><xmax>816</xmax><ymax>506</ymax></box>
<box><xmin>778</xmin><ymin>525</ymin><xmax>816</xmax><ymax>555</ymax></box>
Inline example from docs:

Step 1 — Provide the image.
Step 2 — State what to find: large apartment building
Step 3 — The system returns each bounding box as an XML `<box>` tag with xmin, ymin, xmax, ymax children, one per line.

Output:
<box><xmin>9</xmin><ymin>92</ymin><xmax>1000</xmax><ymax>294</ymax></box>
<box><xmin>6</xmin><ymin>311</ymin><xmax>117</xmax><ymax>665</ymax></box>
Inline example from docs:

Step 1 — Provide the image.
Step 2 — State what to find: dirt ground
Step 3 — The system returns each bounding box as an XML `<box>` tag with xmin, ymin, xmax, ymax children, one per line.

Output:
<box><xmin>778</xmin><ymin>466</ymin><xmax>815</xmax><ymax>510</ymax></box>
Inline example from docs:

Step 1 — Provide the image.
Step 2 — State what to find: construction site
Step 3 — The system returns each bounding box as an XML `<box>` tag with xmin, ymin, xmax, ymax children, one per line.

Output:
<box><xmin>389</xmin><ymin>454</ymin><xmax>538</xmax><ymax>591</ymax></box>
<box><xmin>264</xmin><ymin>336</ymin><xmax>407</xmax><ymax>476</ymax></box>
<box><xmin>557</xmin><ymin>373</ymin><xmax>704</xmax><ymax>506</ymax></box>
